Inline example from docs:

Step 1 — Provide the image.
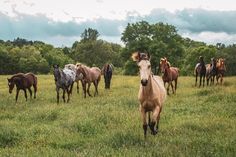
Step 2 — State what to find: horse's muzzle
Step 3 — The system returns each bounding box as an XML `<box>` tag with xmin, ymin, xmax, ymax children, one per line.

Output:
<box><xmin>9</xmin><ymin>90</ymin><xmax>12</xmax><ymax>94</ymax></box>
<box><xmin>141</xmin><ymin>79</ymin><xmax>148</xmax><ymax>86</ymax></box>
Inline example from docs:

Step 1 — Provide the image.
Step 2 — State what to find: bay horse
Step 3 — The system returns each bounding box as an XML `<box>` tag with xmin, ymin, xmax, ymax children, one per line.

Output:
<box><xmin>7</xmin><ymin>73</ymin><xmax>37</xmax><ymax>103</ymax></box>
<box><xmin>64</xmin><ymin>63</ymin><xmax>83</xmax><ymax>94</ymax></box>
<box><xmin>159</xmin><ymin>57</ymin><xmax>179</xmax><ymax>95</ymax></box>
<box><xmin>132</xmin><ymin>52</ymin><xmax>166</xmax><ymax>138</ymax></box>
<box><xmin>102</xmin><ymin>63</ymin><xmax>113</xmax><ymax>89</ymax></box>
<box><xmin>76</xmin><ymin>64</ymin><xmax>101</xmax><ymax>98</ymax></box>
<box><xmin>216</xmin><ymin>58</ymin><xmax>226</xmax><ymax>85</ymax></box>
<box><xmin>53</xmin><ymin>64</ymin><xmax>76</xmax><ymax>104</ymax></box>
<box><xmin>194</xmin><ymin>56</ymin><xmax>206</xmax><ymax>87</ymax></box>
<box><xmin>206</xmin><ymin>57</ymin><xmax>217</xmax><ymax>85</ymax></box>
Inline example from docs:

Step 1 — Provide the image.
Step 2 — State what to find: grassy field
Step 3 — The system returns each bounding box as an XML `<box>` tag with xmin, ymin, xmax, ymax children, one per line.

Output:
<box><xmin>0</xmin><ymin>75</ymin><xmax>235</xmax><ymax>156</ymax></box>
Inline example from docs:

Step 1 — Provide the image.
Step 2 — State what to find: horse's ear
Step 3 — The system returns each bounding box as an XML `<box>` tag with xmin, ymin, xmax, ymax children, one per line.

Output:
<box><xmin>167</xmin><ymin>62</ymin><xmax>171</xmax><ymax>68</ymax></box>
<box><xmin>7</xmin><ymin>78</ymin><xmax>10</xmax><ymax>82</ymax></box>
<box><xmin>131</xmin><ymin>52</ymin><xmax>140</xmax><ymax>62</ymax></box>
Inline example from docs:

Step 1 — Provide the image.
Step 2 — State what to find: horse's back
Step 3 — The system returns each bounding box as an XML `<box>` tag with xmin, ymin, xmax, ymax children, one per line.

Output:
<box><xmin>90</xmin><ymin>67</ymin><xmax>101</xmax><ymax>80</ymax></box>
<box><xmin>170</xmin><ymin>67</ymin><xmax>179</xmax><ymax>79</ymax></box>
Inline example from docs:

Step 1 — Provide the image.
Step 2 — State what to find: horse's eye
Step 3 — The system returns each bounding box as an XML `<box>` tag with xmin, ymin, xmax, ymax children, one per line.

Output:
<box><xmin>148</xmin><ymin>65</ymin><xmax>151</xmax><ymax>68</ymax></box>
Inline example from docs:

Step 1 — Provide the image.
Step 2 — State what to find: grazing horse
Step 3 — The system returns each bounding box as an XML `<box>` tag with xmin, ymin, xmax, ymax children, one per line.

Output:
<box><xmin>7</xmin><ymin>73</ymin><xmax>37</xmax><ymax>102</ymax></box>
<box><xmin>53</xmin><ymin>64</ymin><xmax>76</xmax><ymax>104</ymax></box>
<box><xmin>76</xmin><ymin>65</ymin><xmax>101</xmax><ymax>98</ymax></box>
<box><xmin>102</xmin><ymin>63</ymin><xmax>113</xmax><ymax>89</ymax></box>
<box><xmin>64</xmin><ymin>63</ymin><xmax>83</xmax><ymax>94</ymax></box>
<box><xmin>159</xmin><ymin>57</ymin><xmax>179</xmax><ymax>95</ymax></box>
<box><xmin>216</xmin><ymin>58</ymin><xmax>226</xmax><ymax>85</ymax></box>
<box><xmin>132</xmin><ymin>52</ymin><xmax>166</xmax><ymax>138</ymax></box>
<box><xmin>194</xmin><ymin>56</ymin><xmax>206</xmax><ymax>87</ymax></box>
<box><xmin>206</xmin><ymin>58</ymin><xmax>217</xmax><ymax>85</ymax></box>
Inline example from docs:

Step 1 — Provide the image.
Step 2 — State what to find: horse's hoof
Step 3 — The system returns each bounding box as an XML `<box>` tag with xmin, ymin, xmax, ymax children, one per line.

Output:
<box><xmin>151</xmin><ymin>130</ymin><xmax>158</xmax><ymax>135</ymax></box>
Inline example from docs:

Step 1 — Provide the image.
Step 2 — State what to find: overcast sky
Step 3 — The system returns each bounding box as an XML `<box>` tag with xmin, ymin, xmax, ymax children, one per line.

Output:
<box><xmin>0</xmin><ymin>0</ymin><xmax>236</xmax><ymax>47</ymax></box>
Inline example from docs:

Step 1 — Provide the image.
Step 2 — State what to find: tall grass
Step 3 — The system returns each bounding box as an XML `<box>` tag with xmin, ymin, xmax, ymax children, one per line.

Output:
<box><xmin>0</xmin><ymin>75</ymin><xmax>235</xmax><ymax>156</ymax></box>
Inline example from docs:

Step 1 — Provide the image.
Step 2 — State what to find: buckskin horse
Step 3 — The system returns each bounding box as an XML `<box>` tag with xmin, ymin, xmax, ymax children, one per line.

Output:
<box><xmin>7</xmin><ymin>73</ymin><xmax>37</xmax><ymax>103</ymax></box>
<box><xmin>132</xmin><ymin>52</ymin><xmax>166</xmax><ymax>138</ymax></box>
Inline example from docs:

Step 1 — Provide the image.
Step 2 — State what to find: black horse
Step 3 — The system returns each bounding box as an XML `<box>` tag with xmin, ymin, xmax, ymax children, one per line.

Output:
<box><xmin>194</xmin><ymin>56</ymin><xmax>206</xmax><ymax>87</ymax></box>
<box><xmin>102</xmin><ymin>64</ymin><xmax>113</xmax><ymax>89</ymax></box>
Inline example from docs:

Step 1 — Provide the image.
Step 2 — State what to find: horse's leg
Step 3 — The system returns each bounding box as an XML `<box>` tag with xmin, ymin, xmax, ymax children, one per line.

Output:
<box><xmin>156</xmin><ymin>106</ymin><xmax>162</xmax><ymax>131</ymax></box>
<box><xmin>150</xmin><ymin>105</ymin><xmax>161</xmax><ymax>135</ymax></box>
<box><xmin>28</xmin><ymin>88</ymin><xmax>32</xmax><ymax>99</ymax></box>
<box><xmin>94</xmin><ymin>80</ymin><xmax>99</xmax><ymax>96</ymax></box>
<box><xmin>62</xmin><ymin>89</ymin><xmax>66</xmax><ymax>103</ymax></box>
<box><xmin>195</xmin><ymin>73</ymin><xmax>198</xmax><ymax>87</ymax></box>
<box><xmin>33</xmin><ymin>84</ymin><xmax>37</xmax><ymax>99</ymax></box>
<box><xmin>220</xmin><ymin>75</ymin><xmax>223</xmax><ymax>85</ymax></box>
<box><xmin>56</xmin><ymin>88</ymin><xmax>59</xmax><ymax>104</ymax></box>
<box><xmin>15</xmin><ymin>89</ymin><xmax>20</xmax><ymax>103</ymax></box>
<box><xmin>87</xmin><ymin>82</ymin><xmax>92</xmax><ymax>97</ymax></box>
<box><xmin>23</xmin><ymin>89</ymin><xmax>27</xmax><ymax>101</ymax></box>
<box><xmin>82</xmin><ymin>81</ymin><xmax>86</xmax><ymax>98</ymax></box>
<box><xmin>77</xmin><ymin>81</ymin><xmax>79</xmax><ymax>94</ymax></box>
<box><xmin>167</xmin><ymin>82</ymin><xmax>170</xmax><ymax>95</ymax></box>
<box><xmin>199</xmin><ymin>75</ymin><xmax>202</xmax><ymax>87</ymax></box>
<box><xmin>175</xmin><ymin>78</ymin><xmax>178</xmax><ymax>92</ymax></box>
<box><xmin>66</xmin><ymin>88</ymin><xmax>70</xmax><ymax>103</ymax></box>
<box><xmin>170</xmin><ymin>81</ymin><xmax>175</xmax><ymax>94</ymax></box>
<box><xmin>203</xmin><ymin>74</ymin><xmax>206</xmax><ymax>87</ymax></box>
<box><xmin>206</xmin><ymin>76</ymin><xmax>209</xmax><ymax>86</ymax></box>
<box><xmin>69</xmin><ymin>82</ymin><xmax>74</xmax><ymax>95</ymax></box>
<box><xmin>140</xmin><ymin>107</ymin><xmax>147</xmax><ymax>138</ymax></box>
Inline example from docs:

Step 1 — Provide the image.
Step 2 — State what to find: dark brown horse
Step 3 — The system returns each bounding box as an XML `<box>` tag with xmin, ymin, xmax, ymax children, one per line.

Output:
<box><xmin>159</xmin><ymin>57</ymin><xmax>179</xmax><ymax>95</ymax></box>
<box><xmin>216</xmin><ymin>58</ymin><xmax>226</xmax><ymax>85</ymax></box>
<box><xmin>7</xmin><ymin>73</ymin><xmax>37</xmax><ymax>102</ymax></box>
<box><xmin>194</xmin><ymin>56</ymin><xmax>206</xmax><ymax>87</ymax></box>
<box><xmin>102</xmin><ymin>63</ymin><xmax>113</xmax><ymax>89</ymax></box>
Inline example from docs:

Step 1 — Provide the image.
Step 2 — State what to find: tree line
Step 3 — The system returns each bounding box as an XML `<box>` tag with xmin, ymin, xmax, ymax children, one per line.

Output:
<box><xmin>0</xmin><ymin>21</ymin><xmax>235</xmax><ymax>75</ymax></box>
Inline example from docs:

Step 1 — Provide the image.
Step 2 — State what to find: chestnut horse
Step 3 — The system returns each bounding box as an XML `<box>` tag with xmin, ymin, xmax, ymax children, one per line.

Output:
<box><xmin>216</xmin><ymin>58</ymin><xmax>226</xmax><ymax>85</ymax></box>
<box><xmin>102</xmin><ymin>63</ymin><xmax>113</xmax><ymax>89</ymax></box>
<box><xmin>76</xmin><ymin>64</ymin><xmax>101</xmax><ymax>98</ymax></box>
<box><xmin>159</xmin><ymin>57</ymin><xmax>179</xmax><ymax>95</ymax></box>
<box><xmin>206</xmin><ymin>58</ymin><xmax>217</xmax><ymax>85</ymax></box>
<box><xmin>194</xmin><ymin>56</ymin><xmax>206</xmax><ymax>87</ymax></box>
<box><xmin>132</xmin><ymin>52</ymin><xmax>166</xmax><ymax>138</ymax></box>
<box><xmin>7</xmin><ymin>73</ymin><xmax>37</xmax><ymax>102</ymax></box>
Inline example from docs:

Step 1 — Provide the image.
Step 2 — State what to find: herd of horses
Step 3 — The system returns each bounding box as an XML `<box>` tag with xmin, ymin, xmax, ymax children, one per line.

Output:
<box><xmin>195</xmin><ymin>56</ymin><xmax>226</xmax><ymax>87</ymax></box>
<box><xmin>7</xmin><ymin>63</ymin><xmax>113</xmax><ymax>103</ymax></box>
<box><xmin>6</xmin><ymin>51</ymin><xmax>226</xmax><ymax>138</ymax></box>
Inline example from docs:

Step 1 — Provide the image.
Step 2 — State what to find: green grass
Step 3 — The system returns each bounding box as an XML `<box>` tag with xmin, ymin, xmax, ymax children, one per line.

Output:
<box><xmin>0</xmin><ymin>75</ymin><xmax>235</xmax><ymax>156</ymax></box>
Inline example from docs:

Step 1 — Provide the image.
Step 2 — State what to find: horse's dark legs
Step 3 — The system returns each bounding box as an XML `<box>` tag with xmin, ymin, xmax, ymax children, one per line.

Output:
<box><xmin>175</xmin><ymin>78</ymin><xmax>178</xmax><ymax>92</ymax></box>
<box><xmin>167</xmin><ymin>82</ymin><xmax>171</xmax><ymax>95</ymax></box>
<box><xmin>28</xmin><ymin>88</ymin><xmax>32</xmax><ymax>99</ymax></box>
<box><xmin>87</xmin><ymin>82</ymin><xmax>92</xmax><ymax>97</ymax></box>
<box><xmin>15</xmin><ymin>89</ymin><xmax>20</xmax><ymax>103</ymax></box>
<box><xmin>170</xmin><ymin>82</ymin><xmax>175</xmax><ymax>94</ymax></box>
<box><xmin>62</xmin><ymin>89</ymin><xmax>66</xmax><ymax>103</ymax></box>
<box><xmin>195</xmin><ymin>73</ymin><xmax>198</xmax><ymax>87</ymax></box>
<box><xmin>93</xmin><ymin>80</ymin><xmax>99</xmax><ymax>96</ymax></box>
<box><xmin>69</xmin><ymin>82</ymin><xmax>74</xmax><ymax>95</ymax></box>
<box><xmin>56</xmin><ymin>88</ymin><xmax>59</xmax><ymax>104</ymax></box>
<box><xmin>66</xmin><ymin>88</ymin><xmax>70</xmax><ymax>103</ymax></box>
<box><xmin>23</xmin><ymin>89</ymin><xmax>27</xmax><ymax>101</ymax></box>
<box><xmin>77</xmin><ymin>81</ymin><xmax>79</xmax><ymax>94</ymax></box>
<box><xmin>33</xmin><ymin>84</ymin><xmax>37</xmax><ymax>99</ymax></box>
<box><xmin>203</xmin><ymin>74</ymin><xmax>206</xmax><ymax>87</ymax></box>
<box><xmin>199</xmin><ymin>75</ymin><xmax>202</xmax><ymax>87</ymax></box>
<box><xmin>82</xmin><ymin>81</ymin><xmax>87</xmax><ymax>98</ymax></box>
